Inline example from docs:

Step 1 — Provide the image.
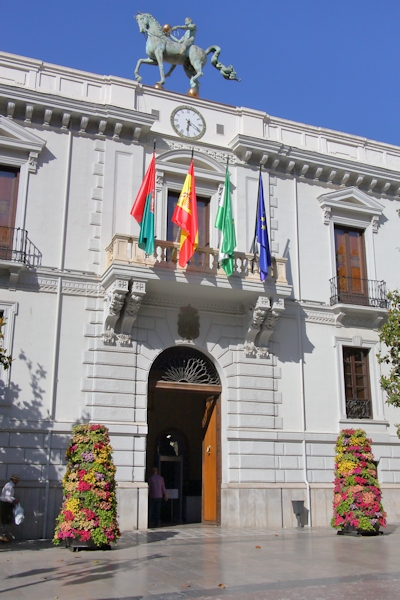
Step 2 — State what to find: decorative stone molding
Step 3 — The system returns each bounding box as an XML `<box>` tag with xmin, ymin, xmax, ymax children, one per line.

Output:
<box><xmin>155</xmin><ymin>170</ymin><xmax>164</xmax><ymax>191</ymax></box>
<box><xmin>117</xmin><ymin>333</ymin><xmax>131</xmax><ymax>347</ymax></box>
<box><xmin>119</xmin><ymin>280</ymin><xmax>147</xmax><ymax>339</ymax></box>
<box><xmin>102</xmin><ymin>327</ymin><xmax>116</xmax><ymax>346</ymax></box>
<box><xmin>43</xmin><ymin>108</ymin><xmax>52</xmax><ymax>128</ymax></box>
<box><xmin>25</xmin><ymin>104</ymin><xmax>34</xmax><ymax>123</ymax></box>
<box><xmin>133</xmin><ymin>127</ymin><xmax>142</xmax><ymax>141</ymax></box>
<box><xmin>103</xmin><ymin>279</ymin><xmax>129</xmax><ymax>335</ymax></box>
<box><xmin>314</xmin><ymin>167</ymin><xmax>323</xmax><ymax>181</ymax></box>
<box><xmin>7</xmin><ymin>101</ymin><xmax>15</xmax><ymax>119</ymax></box>
<box><xmin>113</xmin><ymin>123</ymin><xmax>123</xmax><ymax>139</ymax></box>
<box><xmin>97</xmin><ymin>120</ymin><xmax>107</xmax><ymax>136</ymax></box>
<box><xmin>242</xmin><ymin>149</ymin><xmax>252</xmax><ymax>163</ymax></box>
<box><xmin>341</xmin><ymin>172</ymin><xmax>350</xmax><ymax>186</ymax></box>
<box><xmin>61</xmin><ymin>113</ymin><xmax>71</xmax><ymax>130</ymax></box>
<box><xmin>164</xmin><ymin>140</ymin><xmax>236</xmax><ymax>165</ymax></box>
<box><xmin>28</xmin><ymin>151</ymin><xmax>39</xmax><ymax>173</ymax></box>
<box><xmin>371</xmin><ymin>215</ymin><xmax>380</xmax><ymax>233</ymax></box>
<box><xmin>79</xmin><ymin>116</ymin><xmax>89</xmax><ymax>133</ymax></box>
<box><xmin>299</xmin><ymin>164</ymin><xmax>309</xmax><ymax>178</ymax></box>
<box><xmin>318</xmin><ymin>187</ymin><xmax>384</xmax><ymax>225</ymax></box>
<box><xmin>243</xmin><ymin>341</ymin><xmax>270</xmax><ymax>359</ymax></box>
<box><xmin>323</xmin><ymin>206</ymin><xmax>331</xmax><ymax>225</ymax></box>
<box><xmin>245</xmin><ymin>296</ymin><xmax>285</xmax><ymax>356</ymax></box>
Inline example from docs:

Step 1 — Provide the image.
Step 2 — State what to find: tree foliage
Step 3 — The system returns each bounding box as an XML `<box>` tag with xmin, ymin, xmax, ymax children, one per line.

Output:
<box><xmin>378</xmin><ymin>290</ymin><xmax>400</xmax><ymax>407</ymax></box>
<box><xmin>0</xmin><ymin>317</ymin><xmax>12</xmax><ymax>370</ymax></box>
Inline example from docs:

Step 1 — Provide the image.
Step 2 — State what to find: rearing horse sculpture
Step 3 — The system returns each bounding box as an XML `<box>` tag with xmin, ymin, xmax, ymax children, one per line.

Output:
<box><xmin>134</xmin><ymin>13</ymin><xmax>240</xmax><ymax>95</ymax></box>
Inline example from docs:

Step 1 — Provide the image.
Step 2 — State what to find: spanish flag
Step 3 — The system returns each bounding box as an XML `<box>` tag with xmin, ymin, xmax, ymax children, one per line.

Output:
<box><xmin>172</xmin><ymin>159</ymin><xmax>198</xmax><ymax>267</ymax></box>
<box><xmin>130</xmin><ymin>152</ymin><xmax>155</xmax><ymax>255</ymax></box>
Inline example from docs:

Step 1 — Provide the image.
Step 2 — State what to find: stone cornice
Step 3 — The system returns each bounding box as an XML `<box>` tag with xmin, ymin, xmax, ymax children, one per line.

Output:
<box><xmin>282</xmin><ymin>300</ymin><xmax>387</xmax><ymax>330</ymax></box>
<box><xmin>229</xmin><ymin>134</ymin><xmax>400</xmax><ymax>197</ymax></box>
<box><xmin>0</xmin><ymin>268</ymin><xmax>102</xmax><ymax>296</ymax></box>
<box><xmin>0</xmin><ymin>83</ymin><xmax>155</xmax><ymax>141</ymax></box>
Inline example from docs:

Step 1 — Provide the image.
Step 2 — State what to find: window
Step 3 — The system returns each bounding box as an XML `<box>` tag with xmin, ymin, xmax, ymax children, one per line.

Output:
<box><xmin>319</xmin><ymin>188</ymin><xmax>385</xmax><ymax>309</ymax></box>
<box><xmin>167</xmin><ymin>190</ymin><xmax>210</xmax><ymax>247</ymax></box>
<box><xmin>0</xmin><ymin>167</ymin><xmax>19</xmax><ymax>260</ymax></box>
<box><xmin>334</xmin><ymin>225</ymin><xmax>368</xmax><ymax>305</ymax></box>
<box><xmin>343</xmin><ymin>347</ymin><xmax>372</xmax><ymax>419</ymax></box>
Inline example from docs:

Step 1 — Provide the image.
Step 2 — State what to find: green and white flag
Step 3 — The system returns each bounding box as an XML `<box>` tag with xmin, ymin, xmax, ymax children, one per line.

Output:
<box><xmin>215</xmin><ymin>166</ymin><xmax>236</xmax><ymax>277</ymax></box>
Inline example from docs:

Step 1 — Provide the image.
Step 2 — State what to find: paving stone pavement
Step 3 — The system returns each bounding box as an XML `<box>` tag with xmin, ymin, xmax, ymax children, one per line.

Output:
<box><xmin>1</xmin><ymin>524</ymin><xmax>400</xmax><ymax>600</ymax></box>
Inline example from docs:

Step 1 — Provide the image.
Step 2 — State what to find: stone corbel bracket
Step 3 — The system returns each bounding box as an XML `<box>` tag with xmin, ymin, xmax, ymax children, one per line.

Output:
<box><xmin>103</xmin><ymin>278</ymin><xmax>130</xmax><ymax>344</ymax></box>
<box><xmin>245</xmin><ymin>296</ymin><xmax>285</xmax><ymax>356</ymax></box>
<box><xmin>119</xmin><ymin>280</ymin><xmax>147</xmax><ymax>344</ymax></box>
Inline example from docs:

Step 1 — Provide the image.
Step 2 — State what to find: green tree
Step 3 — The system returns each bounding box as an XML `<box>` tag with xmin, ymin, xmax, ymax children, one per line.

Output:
<box><xmin>0</xmin><ymin>317</ymin><xmax>12</xmax><ymax>370</ymax></box>
<box><xmin>378</xmin><ymin>290</ymin><xmax>400</xmax><ymax>407</ymax></box>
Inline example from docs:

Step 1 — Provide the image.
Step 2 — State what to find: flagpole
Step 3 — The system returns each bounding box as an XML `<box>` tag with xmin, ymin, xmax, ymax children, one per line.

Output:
<box><xmin>217</xmin><ymin>156</ymin><xmax>230</xmax><ymax>270</ymax></box>
<box><xmin>251</xmin><ymin>164</ymin><xmax>262</xmax><ymax>272</ymax></box>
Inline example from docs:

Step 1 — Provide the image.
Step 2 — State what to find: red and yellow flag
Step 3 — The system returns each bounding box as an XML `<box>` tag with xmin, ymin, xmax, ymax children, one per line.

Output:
<box><xmin>172</xmin><ymin>159</ymin><xmax>198</xmax><ymax>267</ymax></box>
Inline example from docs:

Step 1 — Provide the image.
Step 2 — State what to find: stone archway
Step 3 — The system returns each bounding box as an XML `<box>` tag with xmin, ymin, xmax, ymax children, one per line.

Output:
<box><xmin>147</xmin><ymin>347</ymin><xmax>222</xmax><ymax>525</ymax></box>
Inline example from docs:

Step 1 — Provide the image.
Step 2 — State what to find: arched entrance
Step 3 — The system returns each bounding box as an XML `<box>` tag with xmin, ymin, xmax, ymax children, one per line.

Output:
<box><xmin>147</xmin><ymin>346</ymin><xmax>222</xmax><ymax>526</ymax></box>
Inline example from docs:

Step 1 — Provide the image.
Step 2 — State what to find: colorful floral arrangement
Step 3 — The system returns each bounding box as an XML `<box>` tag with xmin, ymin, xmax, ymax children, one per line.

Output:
<box><xmin>53</xmin><ymin>424</ymin><xmax>120</xmax><ymax>546</ymax></box>
<box><xmin>331</xmin><ymin>428</ymin><xmax>386</xmax><ymax>533</ymax></box>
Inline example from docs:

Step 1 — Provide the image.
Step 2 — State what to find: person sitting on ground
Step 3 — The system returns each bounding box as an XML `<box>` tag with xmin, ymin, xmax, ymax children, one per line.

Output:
<box><xmin>0</xmin><ymin>475</ymin><xmax>20</xmax><ymax>542</ymax></box>
<box><xmin>148</xmin><ymin>467</ymin><xmax>168</xmax><ymax>528</ymax></box>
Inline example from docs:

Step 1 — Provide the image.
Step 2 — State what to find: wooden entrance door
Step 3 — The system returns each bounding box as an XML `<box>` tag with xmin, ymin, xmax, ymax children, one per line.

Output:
<box><xmin>202</xmin><ymin>395</ymin><xmax>221</xmax><ymax>524</ymax></box>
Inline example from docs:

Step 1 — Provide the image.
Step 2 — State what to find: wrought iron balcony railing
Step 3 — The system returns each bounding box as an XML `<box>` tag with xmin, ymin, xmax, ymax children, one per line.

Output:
<box><xmin>346</xmin><ymin>398</ymin><xmax>372</xmax><ymax>419</ymax></box>
<box><xmin>0</xmin><ymin>226</ymin><xmax>41</xmax><ymax>267</ymax></box>
<box><xmin>105</xmin><ymin>234</ymin><xmax>288</xmax><ymax>284</ymax></box>
<box><xmin>330</xmin><ymin>276</ymin><xmax>388</xmax><ymax>309</ymax></box>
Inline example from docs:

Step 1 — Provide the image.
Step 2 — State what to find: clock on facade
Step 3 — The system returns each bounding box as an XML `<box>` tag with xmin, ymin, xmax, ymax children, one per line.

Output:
<box><xmin>170</xmin><ymin>106</ymin><xmax>206</xmax><ymax>140</ymax></box>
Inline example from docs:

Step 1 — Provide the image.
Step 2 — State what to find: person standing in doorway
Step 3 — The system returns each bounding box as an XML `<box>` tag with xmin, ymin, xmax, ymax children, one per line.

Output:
<box><xmin>148</xmin><ymin>467</ymin><xmax>168</xmax><ymax>528</ymax></box>
<box><xmin>0</xmin><ymin>474</ymin><xmax>20</xmax><ymax>542</ymax></box>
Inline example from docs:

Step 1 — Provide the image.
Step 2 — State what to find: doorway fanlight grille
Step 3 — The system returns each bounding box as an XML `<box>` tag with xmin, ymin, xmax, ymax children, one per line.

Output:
<box><xmin>152</xmin><ymin>347</ymin><xmax>220</xmax><ymax>386</ymax></box>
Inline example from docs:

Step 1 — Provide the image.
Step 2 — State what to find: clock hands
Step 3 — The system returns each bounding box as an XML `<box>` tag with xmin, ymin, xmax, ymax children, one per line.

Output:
<box><xmin>186</xmin><ymin>119</ymin><xmax>201</xmax><ymax>134</ymax></box>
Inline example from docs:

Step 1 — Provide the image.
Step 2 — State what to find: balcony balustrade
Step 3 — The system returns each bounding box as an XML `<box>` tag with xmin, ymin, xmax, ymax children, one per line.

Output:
<box><xmin>0</xmin><ymin>226</ymin><xmax>41</xmax><ymax>267</ymax></box>
<box><xmin>345</xmin><ymin>398</ymin><xmax>372</xmax><ymax>420</ymax></box>
<box><xmin>330</xmin><ymin>276</ymin><xmax>388</xmax><ymax>309</ymax></box>
<box><xmin>105</xmin><ymin>234</ymin><xmax>288</xmax><ymax>284</ymax></box>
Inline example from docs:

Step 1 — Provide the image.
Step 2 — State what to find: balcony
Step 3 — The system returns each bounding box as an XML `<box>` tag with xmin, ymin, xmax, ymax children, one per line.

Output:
<box><xmin>345</xmin><ymin>398</ymin><xmax>372</xmax><ymax>420</ymax></box>
<box><xmin>0</xmin><ymin>226</ymin><xmax>41</xmax><ymax>290</ymax></box>
<box><xmin>105</xmin><ymin>234</ymin><xmax>288</xmax><ymax>286</ymax></box>
<box><xmin>329</xmin><ymin>275</ymin><xmax>388</xmax><ymax>328</ymax></box>
<box><xmin>329</xmin><ymin>276</ymin><xmax>389</xmax><ymax>309</ymax></box>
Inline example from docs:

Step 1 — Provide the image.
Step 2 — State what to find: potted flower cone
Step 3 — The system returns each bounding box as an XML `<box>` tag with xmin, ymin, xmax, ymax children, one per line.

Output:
<box><xmin>53</xmin><ymin>424</ymin><xmax>120</xmax><ymax>550</ymax></box>
<box><xmin>331</xmin><ymin>428</ymin><xmax>386</xmax><ymax>536</ymax></box>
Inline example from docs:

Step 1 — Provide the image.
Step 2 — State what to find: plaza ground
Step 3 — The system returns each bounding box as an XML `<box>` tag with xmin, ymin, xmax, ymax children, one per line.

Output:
<box><xmin>1</xmin><ymin>525</ymin><xmax>400</xmax><ymax>599</ymax></box>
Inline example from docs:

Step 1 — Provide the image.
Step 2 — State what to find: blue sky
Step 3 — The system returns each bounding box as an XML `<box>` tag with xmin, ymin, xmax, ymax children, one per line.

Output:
<box><xmin>1</xmin><ymin>0</ymin><xmax>399</xmax><ymax>146</ymax></box>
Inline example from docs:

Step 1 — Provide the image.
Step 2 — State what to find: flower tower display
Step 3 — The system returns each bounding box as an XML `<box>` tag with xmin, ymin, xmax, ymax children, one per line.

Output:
<box><xmin>53</xmin><ymin>424</ymin><xmax>120</xmax><ymax>547</ymax></box>
<box><xmin>331</xmin><ymin>428</ymin><xmax>386</xmax><ymax>534</ymax></box>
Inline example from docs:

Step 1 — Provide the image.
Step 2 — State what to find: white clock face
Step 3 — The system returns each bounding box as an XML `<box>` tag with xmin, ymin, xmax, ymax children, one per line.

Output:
<box><xmin>171</xmin><ymin>106</ymin><xmax>206</xmax><ymax>140</ymax></box>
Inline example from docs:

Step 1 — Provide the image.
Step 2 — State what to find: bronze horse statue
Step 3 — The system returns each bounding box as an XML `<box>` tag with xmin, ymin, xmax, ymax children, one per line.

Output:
<box><xmin>134</xmin><ymin>13</ymin><xmax>240</xmax><ymax>94</ymax></box>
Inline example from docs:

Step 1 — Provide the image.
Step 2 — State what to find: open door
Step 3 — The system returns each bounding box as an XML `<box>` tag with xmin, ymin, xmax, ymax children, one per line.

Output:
<box><xmin>202</xmin><ymin>395</ymin><xmax>221</xmax><ymax>524</ymax></box>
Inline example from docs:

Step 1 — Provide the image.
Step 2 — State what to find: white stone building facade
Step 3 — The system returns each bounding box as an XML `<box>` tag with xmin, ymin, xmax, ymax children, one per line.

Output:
<box><xmin>0</xmin><ymin>51</ymin><xmax>399</xmax><ymax>539</ymax></box>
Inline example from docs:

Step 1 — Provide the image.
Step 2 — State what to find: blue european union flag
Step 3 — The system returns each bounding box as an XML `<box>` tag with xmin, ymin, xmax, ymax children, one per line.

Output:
<box><xmin>256</xmin><ymin>172</ymin><xmax>272</xmax><ymax>281</ymax></box>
